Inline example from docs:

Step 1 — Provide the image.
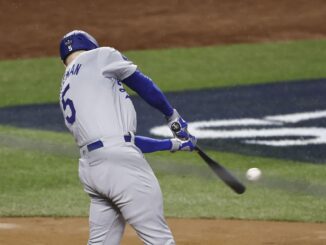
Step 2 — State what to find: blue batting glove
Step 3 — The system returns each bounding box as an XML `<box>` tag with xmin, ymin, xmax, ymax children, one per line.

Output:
<box><xmin>170</xmin><ymin>135</ymin><xmax>197</xmax><ymax>152</ymax></box>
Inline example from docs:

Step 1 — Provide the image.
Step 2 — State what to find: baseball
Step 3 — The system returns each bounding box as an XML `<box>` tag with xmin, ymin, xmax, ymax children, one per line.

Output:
<box><xmin>246</xmin><ymin>168</ymin><xmax>262</xmax><ymax>181</ymax></box>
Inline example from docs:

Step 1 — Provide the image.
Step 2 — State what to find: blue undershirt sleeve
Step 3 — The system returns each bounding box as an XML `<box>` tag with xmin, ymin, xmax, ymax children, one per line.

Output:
<box><xmin>122</xmin><ymin>70</ymin><xmax>174</xmax><ymax>117</ymax></box>
<box><xmin>135</xmin><ymin>135</ymin><xmax>172</xmax><ymax>153</ymax></box>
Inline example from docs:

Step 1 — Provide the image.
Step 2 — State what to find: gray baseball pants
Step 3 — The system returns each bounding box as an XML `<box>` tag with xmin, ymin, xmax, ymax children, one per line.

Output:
<box><xmin>78</xmin><ymin>138</ymin><xmax>175</xmax><ymax>245</ymax></box>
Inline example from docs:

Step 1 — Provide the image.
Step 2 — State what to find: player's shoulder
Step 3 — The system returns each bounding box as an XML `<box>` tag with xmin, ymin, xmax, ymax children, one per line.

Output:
<box><xmin>79</xmin><ymin>47</ymin><xmax>117</xmax><ymax>59</ymax></box>
<box><xmin>97</xmin><ymin>47</ymin><xmax>126</xmax><ymax>63</ymax></box>
<box><xmin>75</xmin><ymin>47</ymin><xmax>120</xmax><ymax>66</ymax></box>
<box><xmin>96</xmin><ymin>46</ymin><xmax>117</xmax><ymax>55</ymax></box>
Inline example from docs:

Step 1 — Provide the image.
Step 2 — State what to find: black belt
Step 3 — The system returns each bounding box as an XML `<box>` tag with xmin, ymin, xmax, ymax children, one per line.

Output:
<box><xmin>86</xmin><ymin>135</ymin><xmax>132</xmax><ymax>152</ymax></box>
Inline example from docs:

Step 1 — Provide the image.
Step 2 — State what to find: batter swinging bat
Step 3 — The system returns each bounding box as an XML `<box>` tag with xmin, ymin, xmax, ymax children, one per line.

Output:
<box><xmin>195</xmin><ymin>145</ymin><xmax>246</xmax><ymax>194</ymax></box>
<box><xmin>169</xmin><ymin>120</ymin><xmax>245</xmax><ymax>194</ymax></box>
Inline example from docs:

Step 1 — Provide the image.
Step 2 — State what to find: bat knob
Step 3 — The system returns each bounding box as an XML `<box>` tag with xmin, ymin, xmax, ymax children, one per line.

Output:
<box><xmin>171</xmin><ymin>122</ymin><xmax>181</xmax><ymax>132</ymax></box>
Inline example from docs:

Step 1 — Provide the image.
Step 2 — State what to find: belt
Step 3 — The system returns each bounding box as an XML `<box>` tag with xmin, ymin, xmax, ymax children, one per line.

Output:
<box><xmin>86</xmin><ymin>134</ymin><xmax>132</xmax><ymax>152</ymax></box>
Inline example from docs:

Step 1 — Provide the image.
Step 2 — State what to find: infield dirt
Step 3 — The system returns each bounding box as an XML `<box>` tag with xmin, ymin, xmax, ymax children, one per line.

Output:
<box><xmin>1</xmin><ymin>0</ymin><xmax>326</xmax><ymax>244</ymax></box>
<box><xmin>1</xmin><ymin>0</ymin><xmax>326</xmax><ymax>59</ymax></box>
<box><xmin>1</xmin><ymin>217</ymin><xmax>326</xmax><ymax>245</ymax></box>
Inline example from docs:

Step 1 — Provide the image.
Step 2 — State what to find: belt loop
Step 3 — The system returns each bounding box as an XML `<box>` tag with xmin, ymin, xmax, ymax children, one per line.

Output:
<box><xmin>80</xmin><ymin>148</ymin><xmax>87</xmax><ymax>157</ymax></box>
<box><xmin>126</xmin><ymin>131</ymin><xmax>135</xmax><ymax>144</ymax></box>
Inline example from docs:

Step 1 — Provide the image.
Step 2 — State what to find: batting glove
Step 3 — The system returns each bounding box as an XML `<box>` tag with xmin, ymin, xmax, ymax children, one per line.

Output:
<box><xmin>166</xmin><ymin>109</ymin><xmax>190</xmax><ymax>140</ymax></box>
<box><xmin>170</xmin><ymin>135</ymin><xmax>197</xmax><ymax>152</ymax></box>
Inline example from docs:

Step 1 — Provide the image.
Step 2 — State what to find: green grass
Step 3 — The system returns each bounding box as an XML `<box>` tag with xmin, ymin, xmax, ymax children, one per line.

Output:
<box><xmin>0</xmin><ymin>126</ymin><xmax>86</xmax><ymax>216</ymax></box>
<box><xmin>1</xmin><ymin>39</ymin><xmax>326</xmax><ymax>107</ymax></box>
<box><xmin>129</xmin><ymin>39</ymin><xmax>326</xmax><ymax>92</ymax></box>
<box><xmin>1</xmin><ymin>40</ymin><xmax>326</xmax><ymax>221</ymax></box>
<box><xmin>0</xmin><ymin>126</ymin><xmax>326</xmax><ymax>222</ymax></box>
<box><xmin>155</xmin><ymin>153</ymin><xmax>326</xmax><ymax>222</ymax></box>
<box><xmin>0</xmin><ymin>147</ymin><xmax>88</xmax><ymax>216</ymax></box>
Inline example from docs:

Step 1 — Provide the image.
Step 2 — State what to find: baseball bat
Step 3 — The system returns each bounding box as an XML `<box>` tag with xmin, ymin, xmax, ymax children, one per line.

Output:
<box><xmin>195</xmin><ymin>145</ymin><xmax>246</xmax><ymax>194</ymax></box>
<box><xmin>169</xmin><ymin>122</ymin><xmax>245</xmax><ymax>194</ymax></box>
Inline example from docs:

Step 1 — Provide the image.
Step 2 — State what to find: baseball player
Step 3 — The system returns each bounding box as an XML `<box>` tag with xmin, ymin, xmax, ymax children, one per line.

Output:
<box><xmin>59</xmin><ymin>30</ymin><xmax>196</xmax><ymax>245</ymax></box>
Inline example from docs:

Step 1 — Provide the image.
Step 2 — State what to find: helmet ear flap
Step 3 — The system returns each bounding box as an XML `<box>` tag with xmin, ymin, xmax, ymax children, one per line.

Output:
<box><xmin>59</xmin><ymin>30</ymin><xmax>99</xmax><ymax>61</ymax></box>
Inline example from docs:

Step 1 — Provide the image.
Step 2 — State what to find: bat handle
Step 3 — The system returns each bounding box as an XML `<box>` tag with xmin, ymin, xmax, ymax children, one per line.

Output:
<box><xmin>194</xmin><ymin>145</ymin><xmax>202</xmax><ymax>152</ymax></box>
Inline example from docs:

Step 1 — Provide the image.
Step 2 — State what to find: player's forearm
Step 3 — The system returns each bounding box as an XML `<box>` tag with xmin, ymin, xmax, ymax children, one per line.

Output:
<box><xmin>134</xmin><ymin>135</ymin><xmax>172</xmax><ymax>153</ymax></box>
<box><xmin>122</xmin><ymin>70</ymin><xmax>174</xmax><ymax>117</ymax></box>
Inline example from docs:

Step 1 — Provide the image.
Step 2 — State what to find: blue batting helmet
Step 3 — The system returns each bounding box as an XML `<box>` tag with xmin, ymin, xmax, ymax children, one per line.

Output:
<box><xmin>59</xmin><ymin>30</ymin><xmax>99</xmax><ymax>62</ymax></box>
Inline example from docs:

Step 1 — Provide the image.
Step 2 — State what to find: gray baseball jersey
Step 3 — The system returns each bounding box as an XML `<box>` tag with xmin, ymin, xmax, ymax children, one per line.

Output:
<box><xmin>59</xmin><ymin>47</ymin><xmax>175</xmax><ymax>245</ymax></box>
<box><xmin>60</xmin><ymin>47</ymin><xmax>137</xmax><ymax>147</ymax></box>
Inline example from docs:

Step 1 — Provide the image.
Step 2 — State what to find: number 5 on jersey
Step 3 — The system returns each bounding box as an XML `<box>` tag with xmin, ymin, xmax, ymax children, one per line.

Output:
<box><xmin>61</xmin><ymin>84</ymin><xmax>76</xmax><ymax>124</ymax></box>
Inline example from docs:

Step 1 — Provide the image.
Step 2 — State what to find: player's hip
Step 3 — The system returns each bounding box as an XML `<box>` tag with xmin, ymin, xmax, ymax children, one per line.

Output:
<box><xmin>78</xmin><ymin>144</ymin><xmax>153</xmax><ymax>198</ymax></box>
<box><xmin>79</xmin><ymin>133</ymin><xmax>139</xmax><ymax>157</ymax></box>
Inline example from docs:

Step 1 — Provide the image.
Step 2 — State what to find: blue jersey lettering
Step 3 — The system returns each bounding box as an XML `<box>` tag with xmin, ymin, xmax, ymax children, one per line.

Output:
<box><xmin>65</xmin><ymin>64</ymin><xmax>82</xmax><ymax>79</ymax></box>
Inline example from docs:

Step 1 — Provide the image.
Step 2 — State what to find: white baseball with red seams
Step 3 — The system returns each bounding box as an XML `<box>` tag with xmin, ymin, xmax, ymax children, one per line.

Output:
<box><xmin>246</xmin><ymin>168</ymin><xmax>262</xmax><ymax>181</ymax></box>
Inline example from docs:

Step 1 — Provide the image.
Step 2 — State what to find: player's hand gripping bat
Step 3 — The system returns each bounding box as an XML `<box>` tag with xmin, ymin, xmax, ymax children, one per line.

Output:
<box><xmin>195</xmin><ymin>145</ymin><xmax>246</xmax><ymax>194</ymax></box>
<box><xmin>169</xmin><ymin>116</ymin><xmax>245</xmax><ymax>194</ymax></box>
